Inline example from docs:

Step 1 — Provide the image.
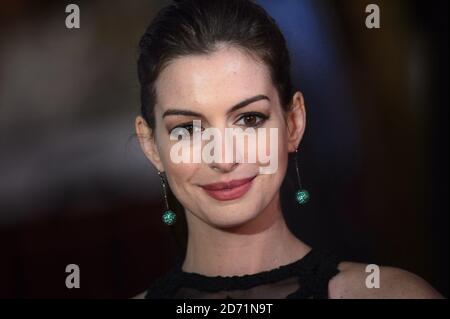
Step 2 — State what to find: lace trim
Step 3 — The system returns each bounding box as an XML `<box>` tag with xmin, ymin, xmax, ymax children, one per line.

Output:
<box><xmin>175</xmin><ymin>249</ymin><xmax>317</xmax><ymax>291</ymax></box>
<box><xmin>145</xmin><ymin>249</ymin><xmax>340</xmax><ymax>299</ymax></box>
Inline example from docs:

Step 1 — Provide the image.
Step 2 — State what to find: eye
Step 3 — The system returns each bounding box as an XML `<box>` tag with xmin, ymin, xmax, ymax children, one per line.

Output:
<box><xmin>235</xmin><ymin>112</ymin><xmax>269</xmax><ymax>127</ymax></box>
<box><xmin>170</xmin><ymin>123</ymin><xmax>203</xmax><ymax>140</ymax></box>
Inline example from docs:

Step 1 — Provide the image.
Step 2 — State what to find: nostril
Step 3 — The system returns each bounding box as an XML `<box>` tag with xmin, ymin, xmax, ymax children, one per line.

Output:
<box><xmin>210</xmin><ymin>161</ymin><xmax>239</xmax><ymax>173</ymax></box>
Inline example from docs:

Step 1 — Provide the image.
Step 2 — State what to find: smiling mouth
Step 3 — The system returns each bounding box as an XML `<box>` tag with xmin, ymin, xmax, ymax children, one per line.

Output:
<box><xmin>200</xmin><ymin>176</ymin><xmax>257</xmax><ymax>201</ymax></box>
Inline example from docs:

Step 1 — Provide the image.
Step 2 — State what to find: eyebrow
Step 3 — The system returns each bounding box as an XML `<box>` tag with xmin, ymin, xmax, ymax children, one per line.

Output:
<box><xmin>161</xmin><ymin>94</ymin><xmax>270</xmax><ymax>119</ymax></box>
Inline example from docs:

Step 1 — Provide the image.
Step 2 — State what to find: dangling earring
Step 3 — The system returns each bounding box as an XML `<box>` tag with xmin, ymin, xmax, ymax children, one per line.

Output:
<box><xmin>294</xmin><ymin>148</ymin><xmax>310</xmax><ymax>205</ymax></box>
<box><xmin>158</xmin><ymin>170</ymin><xmax>176</xmax><ymax>225</ymax></box>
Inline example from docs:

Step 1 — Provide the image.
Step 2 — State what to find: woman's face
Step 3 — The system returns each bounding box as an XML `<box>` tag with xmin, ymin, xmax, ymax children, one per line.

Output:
<box><xmin>136</xmin><ymin>45</ymin><xmax>305</xmax><ymax>229</ymax></box>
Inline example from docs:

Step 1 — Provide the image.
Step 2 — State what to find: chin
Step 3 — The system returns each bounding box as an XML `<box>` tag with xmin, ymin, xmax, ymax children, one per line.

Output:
<box><xmin>200</xmin><ymin>203</ymin><xmax>262</xmax><ymax>229</ymax></box>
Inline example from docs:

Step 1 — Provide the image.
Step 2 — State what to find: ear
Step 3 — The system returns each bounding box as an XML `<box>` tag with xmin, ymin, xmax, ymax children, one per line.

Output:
<box><xmin>135</xmin><ymin>116</ymin><xmax>164</xmax><ymax>172</ymax></box>
<box><xmin>286</xmin><ymin>91</ymin><xmax>306</xmax><ymax>153</ymax></box>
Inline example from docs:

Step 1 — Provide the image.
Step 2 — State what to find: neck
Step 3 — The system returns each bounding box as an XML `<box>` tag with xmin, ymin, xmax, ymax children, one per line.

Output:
<box><xmin>181</xmin><ymin>192</ymin><xmax>311</xmax><ymax>276</ymax></box>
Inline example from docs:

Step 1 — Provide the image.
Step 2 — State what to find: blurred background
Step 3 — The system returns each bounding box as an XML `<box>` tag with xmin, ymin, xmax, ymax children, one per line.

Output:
<box><xmin>0</xmin><ymin>0</ymin><xmax>448</xmax><ymax>298</ymax></box>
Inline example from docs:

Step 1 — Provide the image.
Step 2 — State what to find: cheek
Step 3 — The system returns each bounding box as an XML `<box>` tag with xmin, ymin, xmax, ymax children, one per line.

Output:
<box><xmin>255</xmin><ymin>117</ymin><xmax>289</xmax><ymax>173</ymax></box>
<box><xmin>153</xmin><ymin>133</ymin><xmax>196</xmax><ymax>189</ymax></box>
<box><xmin>161</xmin><ymin>149</ymin><xmax>198</xmax><ymax>187</ymax></box>
<box><xmin>277</xmin><ymin>128</ymin><xmax>289</xmax><ymax>165</ymax></box>
<box><xmin>164</xmin><ymin>162</ymin><xmax>200</xmax><ymax>208</ymax></box>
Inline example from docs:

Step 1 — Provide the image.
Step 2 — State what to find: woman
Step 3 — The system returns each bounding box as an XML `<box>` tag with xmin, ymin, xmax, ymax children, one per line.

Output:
<box><xmin>133</xmin><ymin>0</ymin><xmax>442</xmax><ymax>299</ymax></box>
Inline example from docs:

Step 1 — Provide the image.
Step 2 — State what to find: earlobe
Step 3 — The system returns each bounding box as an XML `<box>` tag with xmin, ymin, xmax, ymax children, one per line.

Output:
<box><xmin>286</xmin><ymin>91</ymin><xmax>306</xmax><ymax>153</ymax></box>
<box><xmin>135</xmin><ymin>116</ymin><xmax>164</xmax><ymax>171</ymax></box>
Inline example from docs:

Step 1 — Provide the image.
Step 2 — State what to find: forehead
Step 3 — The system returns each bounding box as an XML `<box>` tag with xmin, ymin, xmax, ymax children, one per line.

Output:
<box><xmin>154</xmin><ymin>46</ymin><xmax>275</xmax><ymax>113</ymax></box>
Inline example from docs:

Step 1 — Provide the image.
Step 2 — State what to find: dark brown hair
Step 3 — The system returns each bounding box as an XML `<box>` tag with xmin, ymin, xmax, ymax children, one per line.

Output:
<box><xmin>138</xmin><ymin>0</ymin><xmax>294</xmax><ymax>129</ymax></box>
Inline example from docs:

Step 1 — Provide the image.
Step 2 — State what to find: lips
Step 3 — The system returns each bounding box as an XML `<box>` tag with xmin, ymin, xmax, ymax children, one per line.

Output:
<box><xmin>200</xmin><ymin>176</ymin><xmax>256</xmax><ymax>201</ymax></box>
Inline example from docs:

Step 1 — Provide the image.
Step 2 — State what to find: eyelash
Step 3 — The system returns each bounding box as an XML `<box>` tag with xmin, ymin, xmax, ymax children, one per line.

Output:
<box><xmin>235</xmin><ymin>112</ymin><xmax>269</xmax><ymax>128</ymax></box>
<box><xmin>169</xmin><ymin>123</ymin><xmax>203</xmax><ymax>138</ymax></box>
<box><xmin>168</xmin><ymin>112</ymin><xmax>269</xmax><ymax>136</ymax></box>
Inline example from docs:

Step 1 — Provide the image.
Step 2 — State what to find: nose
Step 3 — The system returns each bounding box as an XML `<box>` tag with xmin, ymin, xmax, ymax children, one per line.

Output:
<box><xmin>210</xmin><ymin>161</ymin><xmax>239</xmax><ymax>173</ymax></box>
<box><xmin>206</xmin><ymin>124</ymin><xmax>240</xmax><ymax>173</ymax></box>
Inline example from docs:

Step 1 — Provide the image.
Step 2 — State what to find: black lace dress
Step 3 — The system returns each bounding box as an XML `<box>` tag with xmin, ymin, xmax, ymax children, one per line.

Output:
<box><xmin>145</xmin><ymin>249</ymin><xmax>341</xmax><ymax>299</ymax></box>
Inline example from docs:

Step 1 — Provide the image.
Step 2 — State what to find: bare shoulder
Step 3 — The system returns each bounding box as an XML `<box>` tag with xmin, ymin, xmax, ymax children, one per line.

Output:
<box><xmin>328</xmin><ymin>261</ymin><xmax>444</xmax><ymax>299</ymax></box>
<box><xmin>131</xmin><ymin>291</ymin><xmax>147</xmax><ymax>299</ymax></box>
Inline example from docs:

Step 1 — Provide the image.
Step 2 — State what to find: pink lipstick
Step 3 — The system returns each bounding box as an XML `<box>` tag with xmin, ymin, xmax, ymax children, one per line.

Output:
<box><xmin>200</xmin><ymin>176</ymin><xmax>256</xmax><ymax>201</ymax></box>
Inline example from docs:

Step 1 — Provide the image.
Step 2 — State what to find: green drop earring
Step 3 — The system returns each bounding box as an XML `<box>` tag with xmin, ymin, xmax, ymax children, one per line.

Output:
<box><xmin>158</xmin><ymin>170</ymin><xmax>176</xmax><ymax>225</ymax></box>
<box><xmin>294</xmin><ymin>148</ymin><xmax>310</xmax><ymax>205</ymax></box>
